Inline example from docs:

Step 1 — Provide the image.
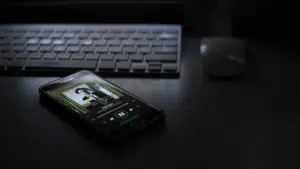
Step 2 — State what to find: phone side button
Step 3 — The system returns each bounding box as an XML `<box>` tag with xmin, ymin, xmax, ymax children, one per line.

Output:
<box><xmin>24</xmin><ymin>60</ymin><xmax>98</xmax><ymax>70</ymax></box>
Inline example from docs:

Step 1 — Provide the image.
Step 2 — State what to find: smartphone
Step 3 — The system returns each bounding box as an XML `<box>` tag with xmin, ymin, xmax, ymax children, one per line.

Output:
<box><xmin>39</xmin><ymin>70</ymin><xmax>165</xmax><ymax>140</ymax></box>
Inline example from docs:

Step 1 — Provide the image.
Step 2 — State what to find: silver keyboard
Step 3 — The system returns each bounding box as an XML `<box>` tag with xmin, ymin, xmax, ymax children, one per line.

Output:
<box><xmin>0</xmin><ymin>24</ymin><xmax>181</xmax><ymax>76</ymax></box>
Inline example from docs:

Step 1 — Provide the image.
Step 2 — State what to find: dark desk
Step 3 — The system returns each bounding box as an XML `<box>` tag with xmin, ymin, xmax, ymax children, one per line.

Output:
<box><xmin>1</xmin><ymin>37</ymin><xmax>300</xmax><ymax>169</ymax></box>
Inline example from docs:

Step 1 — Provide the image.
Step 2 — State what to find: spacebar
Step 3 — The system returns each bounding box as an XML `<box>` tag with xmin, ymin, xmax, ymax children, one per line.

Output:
<box><xmin>25</xmin><ymin>60</ymin><xmax>97</xmax><ymax>69</ymax></box>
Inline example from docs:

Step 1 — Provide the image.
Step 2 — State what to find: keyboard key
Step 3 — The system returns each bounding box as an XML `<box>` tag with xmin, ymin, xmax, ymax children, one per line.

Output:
<box><xmin>132</xmin><ymin>63</ymin><xmax>146</xmax><ymax>71</ymax></box>
<box><xmin>131</xmin><ymin>33</ymin><xmax>143</xmax><ymax>39</ymax></box>
<box><xmin>96</xmin><ymin>47</ymin><xmax>109</xmax><ymax>53</ymax></box>
<box><xmin>95</xmin><ymin>40</ymin><xmax>107</xmax><ymax>46</ymax></box>
<box><xmin>50</xmin><ymin>33</ymin><xmax>63</xmax><ymax>38</ymax></box>
<box><xmin>7</xmin><ymin>59</ymin><xmax>26</xmax><ymax>68</ymax></box>
<box><xmin>0</xmin><ymin>52</ymin><xmax>15</xmax><ymax>60</ymax></box>
<box><xmin>40</xmin><ymin>45</ymin><xmax>53</xmax><ymax>52</ymax></box>
<box><xmin>12</xmin><ymin>33</ymin><xmax>24</xmax><ymax>39</ymax></box>
<box><xmin>148</xmin><ymin>65</ymin><xmax>161</xmax><ymax>71</ymax></box>
<box><xmin>117</xmin><ymin>61</ymin><xmax>131</xmax><ymax>71</ymax></box>
<box><xmin>64</xmin><ymin>33</ymin><xmax>75</xmax><ymax>39</ymax></box>
<box><xmin>122</xmin><ymin>40</ymin><xmax>134</xmax><ymax>46</ymax></box>
<box><xmin>0</xmin><ymin>29</ymin><xmax>13</xmax><ymax>33</ymax></box>
<box><xmin>152</xmin><ymin>29</ymin><xmax>164</xmax><ymax>33</ymax></box>
<box><xmin>145</xmin><ymin>34</ymin><xmax>157</xmax><ymax>40</ymax></box>
<box><xmin>110</xmin><ymin>28</ymin><xmax>122</xmax><ymax>33</ymax></box>
<box><xmin>158</xmin><ymin>33</ymin><xmax>178</xmax><ymax>40</ymax></box>
<box><xmin>165</xmin><ymin>40</ymin><xmax>178</xmax><ymax>47</ymax></box>
<box><xmin>148</xmin><ymin>62</ymin><xmax>162</xmax><ymax>71</ymax></box>
<box><xmin>145</xmin><ymin>54</ymin><xmax>177</xmax><ymax>62</ymax></box>
<box><xmin>42</xmin><ymin>28</ymin><xmax>54</xmax><ymax>33</ymax></box>
<box><xmin>37</xmin><ymin>33</ymin><xmax>50</xmax><ymax>38</ymax></box>
<box><xmin>1</xmin><ymin>52</ymin><xmax>15</xmax><ymax>59</ymax></box>
<box><xmin>108</xmin><ymin>40</ymin><xmax>121</xmax><ymax>46</ymax></box>
<box><xmin>101</xmin><ymin>54</ymin><xmax>114</xmax><ymax>61</ymax></box>
<box><xmin>0</xmin><ymin>45</ymin><xmax>13</xmax><ymax>52</ymax></box>
<box><xmin>25</xmin><ymin>60</ymin><xmax>97</xmax><ymax>69</ymax></box>
<box><xmin>40</xmin><ymin>39</ymin><xmax>53</xmax><ymax>45</ymax></box>
<box><xmin>53</xmin><ymin>39</ymin><xmax>66</xmax><ymax>45</ymax></box>
<box><xmin>130</xmin><ymin>54</ymin><xmax>143</xmax><ymax>62</ymax></box>
<box><xmin>72</xmin><ymin>53</ymin><xmax>85</xmax><ymax>60</ymax></box>
<box><xmin>136</xmin><ymin>40</ymin><xmax>149</xmax><ymax>46</ymax></box>
<box><xmin>13</xmin><ymin>39</ymin><xmax>27</xmax><ymax>45</ymax></box>
<box><xmin>15</xmin><ymin>52</ymin><xmax>29</xmax><ymax>59</ymax></box>
<box><xmin>0</xmin><ymin>39</ymin><xmax>12</xmax><ymax>45</ymax></box>
<box><xmin>0</xmin><ymin>33</ymin><xmax>11</xmax><ymax>38</ymax></box>
<box><xmin>28</xmin><ymin>29</ymin><xmax>39</xmax><ymax>33</ymax></box>
<box><xmin>68</xmin><ymin>28</ymin><xmax>81</xmax><ymax>33</ymax></box>
<box><xmin>115</xmin><ymin>54</ymin><xmax>128</xmax><ymax>61</ymax></box>
<box><xmin>110</xmin><ymin>47</ymin><xmax>123</xmax><ymax>53</ymax></box>
<box><xmin>82</xmin><ymin>28</ymin><xmax>95</xmax><ymax>33</ymax></box>
<box><xmin>29</xmin><ymin>52</ymin><xmax>43</xmax><ymax>59</ymax></box>
<box><xmin>55</xmin><ymin>28</ymin><xmax>67</xmax><ymax>33</ymax></box>
<box><xmin>151</xmin><ymin>40</ymin><xmax>164</xmax><ymax>46</ymax></box>
<box><xmin>67</xmin><ymin>46</ymin><xmax>80</xmax><ymax>52</ymax></box>
<box><xmin>82</xmin><ymin>46</ymin><xmax>95</xmax><ymax>52</ymax></box>
<box><xmin>53</xmin><ymin>46</ymin><xmax>66</xmax><ymax>52</ymax></box>
<box><xmin>97</xmin><ymin>28</ymin><xmax>109</xmax><ymax>33</ymax></box>
<box><xmin>165</xmin><ymin>29</ymin><xmax>178</xmax><ymax>34</ymax></box>
<box><xmin>98</xmin><ymin>61</ymin><xmax>116</xmax><ymax>70</ymax></box>
<box><xmin>25</xmin><ymin>33</ymin><xmax>38</xmax><ymax>38</ymax></box>
<box><xmin>148</xmin><ymin>62</ymin><xmax>162</xmax><ymax>66</ymax></box>
<box><xmin>89</xmin><ymin>33</ymin><xmax>102</xmax><ymax>39</ymax></box>
<box><xmin>86</xmin><ymin>53</ymin><xmax>100</xmax><ymax>60</ymax></box>
<box><xmin>15</xmin><ymin>29</ymin><xmax>27</xmax><ymax>33</ymax></box>
<box><xmin>138</xmin><ymin>28</ymin><xmax>150</xmax><ymax>33</ymax></box>
<box><xmin>78</xmin><ymin>33</ymin><xmax>89</xmax><ymax>39</ymax></box>
<box><xmin>163</xmin><ymin>64</ymin><xmax>178</xmax><ymax>71</ymax></box>
<box><xmin>103</xmin><ymin>33</ymin><xmax>115</xmax><ymax>39</ymax></box>
<box><xmin>154</xmin><ymin>47</ymin><xmax>177</xmax><ymax>54</ymax></box>
<box><xmin>67</xmin><ymin>39</ymin><xmax>80</xmax><ymax>45</ymax></box>
<box><xmin>26</xmin><ymin>45</ymin><xmax>39</xmax><ymax>52</ymax></box>
<box><xmin>81</xmin><ymin>39</ymin><xmax>93</xmax><ymax>46</ymax></box>
<box><xmin>116</xmin><ymin>33</ymin><xmax>129</xmax><ymax>39</ymax></box>
<box><xmin>124</xmin><ymin>47</ymin><xmax>137</xmax><ymax>53</ymax></box>
<box><xmin>43</xmin><ymin>53</ymin><xmax>57</xmax><ymax>60</ymax></box>
<box><xmin>124</xmin><ymin>28</ymin><xmax>136</xmax><ymax>33</ymax></box>
<box><xmin>27</xmin><ymin>39</ymin><xmax>39</xmax><ymax>45</ymax></box>
<box><xmin>139</xmin><ymin>47</ymin><xmax>152</xmax><ymax>54</ymax></box>
<box><xmin>13</xmin><ymin>45</ymin><xmax>26</xmax><ymax>52</ymax></box>
<box><xmin>57</xmin><ymin>53</ymin><xmax>71</xmax><ymax>60</ymax></box>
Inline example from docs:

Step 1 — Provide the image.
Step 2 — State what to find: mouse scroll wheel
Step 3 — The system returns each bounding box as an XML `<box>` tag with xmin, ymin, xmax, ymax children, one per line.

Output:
<box><xmin>200</xmin><ymin>45</ymin><xmax>207</xmax><ymax>54</ymax></box>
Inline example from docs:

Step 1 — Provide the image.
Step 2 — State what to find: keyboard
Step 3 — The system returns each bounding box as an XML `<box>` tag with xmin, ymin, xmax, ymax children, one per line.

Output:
<box><xmin>0</xmin><ymin>24</ymin><xmax>181</xmax><ymax>76</ymax></box>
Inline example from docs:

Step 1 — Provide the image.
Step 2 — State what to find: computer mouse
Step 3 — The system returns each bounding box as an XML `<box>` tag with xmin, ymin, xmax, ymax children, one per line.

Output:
<box><xmin>200</xmin><ymin>37</ymin><xmax>246</xmax><ymax>77</ymax></box>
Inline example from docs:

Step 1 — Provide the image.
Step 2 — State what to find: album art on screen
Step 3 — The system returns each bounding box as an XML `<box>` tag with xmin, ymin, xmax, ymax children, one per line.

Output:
<box><xmin>48</xmin><ymin>74</ymin><xmax>123</xmax><ymax>115</ymax></box>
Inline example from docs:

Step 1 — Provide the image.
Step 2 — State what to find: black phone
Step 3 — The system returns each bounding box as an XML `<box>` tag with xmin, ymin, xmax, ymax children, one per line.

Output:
<box><xmin>39</xmin><ymin>70</ymin><xmax>165</xmax><ymax>140</ymax></box>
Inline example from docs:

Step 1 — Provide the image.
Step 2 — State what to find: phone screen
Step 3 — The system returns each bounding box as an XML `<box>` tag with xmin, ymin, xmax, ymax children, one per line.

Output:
<box><xmin>43</xmin><ymin>72</ymin><xmax>132</xmax><ymax>120</ymax></box>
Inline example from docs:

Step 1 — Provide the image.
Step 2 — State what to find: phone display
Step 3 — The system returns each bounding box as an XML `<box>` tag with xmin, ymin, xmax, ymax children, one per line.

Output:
<box><xmin>40</xmin><ymin>70</ymin><xmax>165</xmax><ymax>139</ymax></box>
<box><xmin>48</xmin><ymin>74</ymin><xmax>125</xmax><ymax>117</ymax></box>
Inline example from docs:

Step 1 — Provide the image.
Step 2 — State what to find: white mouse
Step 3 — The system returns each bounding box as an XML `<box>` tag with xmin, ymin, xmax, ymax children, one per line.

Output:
<box><xmin>200</xmin><ymin>37</ymin><xmax>246</xmax><ymax>77</ymax></box>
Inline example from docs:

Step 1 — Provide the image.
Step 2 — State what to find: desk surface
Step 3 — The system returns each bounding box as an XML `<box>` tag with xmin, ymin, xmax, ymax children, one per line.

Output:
<box><xmin>1</xmin><ymin>37</ymin><xmax>300</xmax><ymax>169</ymax></box>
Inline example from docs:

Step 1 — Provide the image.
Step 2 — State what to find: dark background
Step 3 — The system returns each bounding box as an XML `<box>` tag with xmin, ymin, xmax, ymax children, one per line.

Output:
<box><xmin>2</xmin><ymin>0</ymin><xmax>300</xmax><ymax>39</ymax></box>
<box><xmin>1</xmin><ymin>0</ymin><xmax>300</xmax><ymax>169</ymax></box>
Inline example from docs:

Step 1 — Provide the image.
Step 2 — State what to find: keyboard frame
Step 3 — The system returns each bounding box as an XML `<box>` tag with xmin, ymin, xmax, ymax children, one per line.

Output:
<box><xmin>0</xmin><ymin>24</ymin><xmax>181</xmax><ymax>77</ymax></box>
